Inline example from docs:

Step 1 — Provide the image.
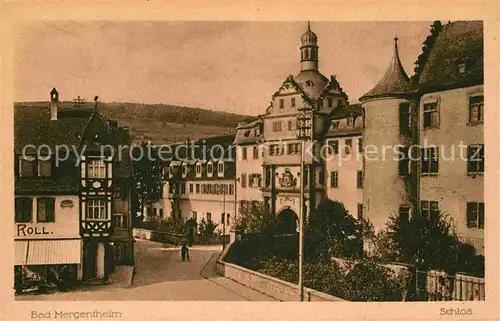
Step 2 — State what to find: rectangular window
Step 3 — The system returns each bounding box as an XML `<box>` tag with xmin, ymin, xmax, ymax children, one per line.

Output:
<box><xmin>357</xmin><ymin>171</ymin><xmax>363</xmax><ymax>188</ymax></box>
<box><xmin>399</xmin><ymin>206</ymin><xmax>411</xmax><ymax>221</ymax></box>
<box><xmin>466</xmin><ymin>202</ymin><xmax>485</xmax><ymax>228</ymax></box>
<box><xmin>227</xmin><ymin>214</ymin><xmax>230</xmax><ymax>226</ymax></box>
<box><xmin>279</xmin><ymin>99</ymin><xmax>284</xmax><ymax>109</ymax></box>
<box><xmin>181</xmin><ymin>183</ymin><xmax>186</xmax><ymax>195</ymax></box>
<box><xmin>192</xmin><ymin>211</ymin><xmax>197</xmax><ymax>221</ymax></box>
<box><xmin>229</xmin><ymin>184</ymin><xmax>234</xmax><ymax>195</ymax></box>
<box><xmin>15</xmin><ymin>197</ymin><xmax>33</xmax><ymax>223</ymax></box>
<box><xmin>423</xmin><ymin>102</ymin><xmax>439</xmax><ymax>129</ymax></box>
<box><xmin>345</xmin><ymin>139</ymin><xmax>352</xmax><ymax>155</ymax></box>
<box><xmin>189</xmin><ymin>184</ymin><xmax>194</xmax><ymax>193</ymax></box>
<box><xmin>218</xmin><ymin>162</ymin><xmax>224</xmax><ymax>176</ymax></box>
<box><xmin>196</xmin><ymin>163</ymin><xmax>202</xmax><ymax>176</ymax></box>
<box><xmin>37</xmin><ymin>197</ymin><xmax>55</xmax><ymax>222</ymax></box>
<box><xmin>88</xmin><ymin>159</ymin><xmax>106</xmax><ymax>178</ymax></box>
<box><xmin>467</xmin><ymin>144</ymin><xmax>484</xmax><ymax>175</ymax></box>
<box><xmin>421</xmin><ymin>147</ymin><xmax>439</xmax><ymax>174</ymax></box>
<box><xmin>19</xmin><ymin>156</ymin><xmax>35</xmax><ymax>177</ymax></box>
<box><xmin>287</xmin><ymin>143</ymin><xmax>300</xmax><ymax>155</ymax></box>
<box><xmin>330</xmin><ymin>171</ymin><xmax>338</xmax><ymax>188</ymax></box>
<box><xmin>291</xmin><ymin>97</ymin><xmax>296</xmax><ymax>108</ymax></box>
<box><xmin>327</xmin><ymin>97</ymin><xmax>333</xmax><ymax>108</ymax></box>
<box><xmin>331</xmin><ymin>121</ymin><xmax>340</xmax><ymax>130</ymax></box>
<box><xmin>398</xmin><ymin>147</ymin><xmax>410</xmax><ymax>176</ymax></box>
<box><xmin>113</xmin><ymin>214</ymin><xmax>125</xmax><ymax>228</ymax></box>
<box><xmin>206</xmin><ymin>212</ymin><xmax>212</xmax><ymax>221</ymax></box>
<box><xmin>358</xmin><ymin>138</ymin><xmax>363</xmax><ymax>153</ymax></box>
<box><xmin>420</xmin><ymin>200</ymin><xmax>439</xmax><ymax>220</ymax></box>
<box><xmin>38</xmin><ymin>159</ymin><xmax>52</xmax><ymax>177</ymax></box>
<box><xmin>241</xmin><ymin>174</ymin><xmax>247</xmax><ymax>188</ymax></box>
<box><xmin>288</xmin><ymin>120</ymin><xmax>293</xmax><ymax>131</ymax></box>
<box><xmin>87</xmin><ymin>199</ymin><xmax>107</xmax><ymax>220</ymax></box>
<box><xmin>357</xmin><ymin>204</ymin><xmax>364</xmax><ymax>219</ymax></box>
<box><xmin>318</xmin><ymin>169</ymin><xmax>324</xmax><ymax>185</ymax></box>
<box><xmin>272</xmin><ymin>121</ymin><xmax>282</xmax><ymax>132</ymax></box>
<box><xmin>468</xmin><ymin>95</ymin><xmax>484</xmax><ymax>124</ymax></box>
<box><xmin>221</xmin><ymin>213</ymin><xmax>225</xmax><ymax>225</ymax></box>
<box><xmin>253</xmin><ymin>146</ymin><xmax>259</xmax><ymax>159</ymax></box>
<box><xmin>196</xmin><ymin>184</ymin><xmax>200</xmax><ymax>193</ymax></box>
<box><xmin>159</xmin><ymin>209</ymin><xmax>164</xmax><ymax>218</ymax></box>
<box><xmin>242</xmin><ymin>147</ymin><xmax>247</xmax><ymax>160</ymax></box>
<box><xmin>207</xmin><ymin>163</ymin><xmax>214</xmax><ymax>176</ymax></box>
<box><xmin>328</xmin><ymin>140</ymin><xmax>339</xmax><ymax>155</ymax></box>
<box><xmin>399</xmin><ymin>102</ymin><xmax>411</xmax><ymax>136</ymax></box>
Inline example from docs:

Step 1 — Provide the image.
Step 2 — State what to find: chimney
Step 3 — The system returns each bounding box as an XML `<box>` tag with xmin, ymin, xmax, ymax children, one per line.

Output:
<box><xmin>50</xmin><ymin>88</ymin><xmax>59</xmax><ymax>120</ymax></box>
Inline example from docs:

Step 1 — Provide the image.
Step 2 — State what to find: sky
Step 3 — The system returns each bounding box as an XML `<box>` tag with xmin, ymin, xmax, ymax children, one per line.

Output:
<box><xmin>15</xmin><ymin>21</ymin><xmax>433</xmax><ymax>116</ymax></box>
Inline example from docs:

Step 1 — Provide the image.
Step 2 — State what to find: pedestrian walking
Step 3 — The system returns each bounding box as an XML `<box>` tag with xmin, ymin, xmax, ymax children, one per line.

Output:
<box><xmin>181</xmin><ymin>243</ymin><xmax>187</xmax><ymax>262</ymax></box>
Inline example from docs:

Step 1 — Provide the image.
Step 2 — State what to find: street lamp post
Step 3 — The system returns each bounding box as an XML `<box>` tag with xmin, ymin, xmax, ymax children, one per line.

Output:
<box><xmin>297</xmin><ymin>110</ymin><xmax>312</xmax><ymax>302</ymax></box>
<box><xmin>222</xmin><ymin>185</ymin><xmax>226</xmax><ymax>249</ymax></box>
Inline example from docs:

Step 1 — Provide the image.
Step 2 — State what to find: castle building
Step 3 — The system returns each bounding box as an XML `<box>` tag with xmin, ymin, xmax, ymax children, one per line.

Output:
<box><xmin>149</xmin><ymin>21</ymin><xmax>484</xmax><ymax>256</ymax></box>
<box><xmin>14</xmin><ymin>89</ymin><xmax>135</xmax><ymax>289</ymax></box>
<box><xmin>360</xmin><ymin>21</ymin><xmax>484</xmax><ymax>254</ymax></box>
<box><xmin>234</xmin><ymin>22</ymin><xmax>362</xmax><ymax>232</ymax></box>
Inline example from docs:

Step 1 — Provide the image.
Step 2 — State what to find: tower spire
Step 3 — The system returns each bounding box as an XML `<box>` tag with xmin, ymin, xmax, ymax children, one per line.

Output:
<box><xmin>359</xmin><ymin>36</ymin><xmax>410</xmax><ymax>100</ymax></box>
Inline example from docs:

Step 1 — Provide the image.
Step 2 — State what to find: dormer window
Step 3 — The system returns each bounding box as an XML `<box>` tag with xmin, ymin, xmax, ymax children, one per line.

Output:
<box><xmin>207</xmin><ymin>162</ymin><xmax>214</xmax><ymax>177</ymax></box>
<box><xmin>331</xmin><ymin>120</ymin><xmax>340</xmax><ymax>130</ymax></box>
<box><xmin>195</xmin><ymin>163</ymin><xmax>202</xmax><ymax>177</ymax></box>
<box><xmin>291</xmin><ymin>97</ymin><xmax>296</xmax><ymax>108</ymax></box>
<box><xmin>255</xmin><ymin>126</ymin><xmax>261</xmax><ymax>136</ymax></box>
<box><xmin>279</xmin><ymin>99</ymin><xmax>284</xmax><ymax>110</ymax></box>
<box><xmin>88</xmin><ymin>159</ymin><xmax>106</xmax><ymax>178</ymax></box>
<box><xmin>305</xmin><ymin>80</ymin><xmax>314</xmax><ymax>87</ymax></box>
<box><xmin>458</xmin><ymin>62</ymin><xmax>467</xmax><ymax>74</ymax></box>
<box><xmin>218</xmin><ymin>161</ymin><xmax>224</xmax><ymax>177</ymax></box>
<box><xmin>182</xmin><ymin>163</ymin><xmax>187</xmax><ymax>177</ymax></box>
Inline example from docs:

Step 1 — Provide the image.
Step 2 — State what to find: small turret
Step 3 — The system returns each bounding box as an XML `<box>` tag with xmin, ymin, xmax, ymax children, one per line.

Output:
<box><xmin>50</xmin><ymin>88</ymin><xmax>59</xmax><ymax>120</ymax></box>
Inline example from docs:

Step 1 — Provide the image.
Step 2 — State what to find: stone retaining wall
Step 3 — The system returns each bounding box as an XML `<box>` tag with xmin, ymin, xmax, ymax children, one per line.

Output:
<box><xmin>216</xmin><ymin>244</ymin><xmax>345</xmax><ymax>302</ymax></box>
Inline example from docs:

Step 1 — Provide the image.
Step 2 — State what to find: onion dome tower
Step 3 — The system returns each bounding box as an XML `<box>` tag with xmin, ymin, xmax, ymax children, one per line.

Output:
<box><xmin>300</xmin><ymin>21</ymin><xmax>319</xmax><ymax>71</ymax></box>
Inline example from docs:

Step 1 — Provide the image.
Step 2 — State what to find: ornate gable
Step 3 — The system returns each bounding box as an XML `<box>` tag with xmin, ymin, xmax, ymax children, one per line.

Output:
<box><xmin>273</xmin><ymin>75</ymin><xmax>302</xmax><ymax>96</ymax></box>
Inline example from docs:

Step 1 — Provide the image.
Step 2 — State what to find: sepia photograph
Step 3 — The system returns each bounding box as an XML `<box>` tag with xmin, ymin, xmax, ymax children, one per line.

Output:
<box><xmin>9</xmin><ymin>19</ymin><xmax>487</xmax><ymax>304</ymax></box>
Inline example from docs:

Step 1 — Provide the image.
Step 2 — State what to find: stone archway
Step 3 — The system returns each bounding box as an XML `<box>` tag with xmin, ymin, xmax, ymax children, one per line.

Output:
<box><xmin>276</xmin><ymin>208</ymin><xmax>299</xmax><ymax>235</ymax></box>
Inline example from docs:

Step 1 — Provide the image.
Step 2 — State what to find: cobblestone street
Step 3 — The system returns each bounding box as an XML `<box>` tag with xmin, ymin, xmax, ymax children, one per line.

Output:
<box><xmin>15</xmin><ymin>239</ymin><xmax>276</xmax><ymax>301</ymax></box>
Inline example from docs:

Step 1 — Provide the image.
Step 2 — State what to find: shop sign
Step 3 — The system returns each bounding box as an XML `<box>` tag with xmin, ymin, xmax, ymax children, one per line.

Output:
<box><xmin>16</xmin><ymin>224</ymin><xmax>52</xmax><ymax>237</ymax></box>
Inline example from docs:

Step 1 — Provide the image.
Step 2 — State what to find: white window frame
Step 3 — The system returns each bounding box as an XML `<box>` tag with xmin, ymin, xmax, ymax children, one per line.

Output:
<box><xmin>182</xmin><ymin>163</ymin><xmax>187</xmax><ymax>178</ymax></box>
<box><xmin>196</xmin><ymin>163</ymin><xmax>202</xmax><ymax>177</ymax></box>
<box><xmin>422</xmin><ymin>97</ymin><xmax>440</xmax><ymax>130</ymax></box>
<box><xmin>218</xmin><ymin>161</ymin><xmax>224</xmax><ymax>177</ymax></box>
<box><xmin>207</xmin><ymin>162</ymin><xmax>214</xmax><ymax>177</ymax></box>
<box><xmin>88</xmin><ymin>159</ymin><xmax>106</xmax><ymax>178</ymax></box>
<box><xmin>87</xmin><ymin>199</ymin><xmax>107</xmax><ymax>221</ymax></box>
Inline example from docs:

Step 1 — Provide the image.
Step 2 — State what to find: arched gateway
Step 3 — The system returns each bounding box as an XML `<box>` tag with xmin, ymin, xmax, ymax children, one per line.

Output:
<box><xmin>276</xmin><ymin>208</ymin><xmax>299</xmax><ymax>234</ymax></box>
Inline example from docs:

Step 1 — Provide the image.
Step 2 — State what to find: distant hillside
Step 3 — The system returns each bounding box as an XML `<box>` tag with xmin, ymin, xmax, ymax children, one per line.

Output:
<box><xmin>15</xmin><ymin>101</ymin><xmax>255</xmax><ymax>145</ymax></box>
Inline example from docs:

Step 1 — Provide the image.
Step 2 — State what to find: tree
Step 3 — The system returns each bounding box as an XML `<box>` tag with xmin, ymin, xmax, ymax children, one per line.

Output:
<box><xmin>198</xmin><ymin>218</ymin><xmax>218</xmax><ymax>237</ymax></box>
<box><xmin>305</xmin><ymin>199</ymin><xmax>363</xmax><ymax>262</ymax></box>
<box><xmin>132</xmin><ymin>142</ymin><xmax>163</xmax><ymax>223</ymax></box>
<box><xmin>234</xmin><ymin>201</ymin><xmax>278</xmax><ymax>237</ymax></box>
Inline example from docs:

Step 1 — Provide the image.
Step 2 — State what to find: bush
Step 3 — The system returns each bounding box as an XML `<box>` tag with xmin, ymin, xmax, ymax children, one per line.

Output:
<box><xmin>305</xmin><ymin>199</ymin><xmax>363</xmax><ymax>262</ymax></box>
<box><xmin>342</xmin><ymin>259</ymin><xmax>408</xmax><ymax>301</ymax></box>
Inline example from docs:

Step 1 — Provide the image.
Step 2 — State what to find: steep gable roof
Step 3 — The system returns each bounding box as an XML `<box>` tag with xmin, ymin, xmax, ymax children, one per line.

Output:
<box><xmin>416</xmin><ymin>21</ymin><xmax>483</xmax><ymax>92</ymax></box>
<box><xmin>14</xmin><ymin>105</ymin><xmax>95</xmax><ymax>154</ymax></box>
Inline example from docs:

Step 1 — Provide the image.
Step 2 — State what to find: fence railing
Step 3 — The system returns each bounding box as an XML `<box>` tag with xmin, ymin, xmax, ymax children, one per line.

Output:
<box><xmin>416</xmin><ymin>270</ymin><xmax>485</xmax><ymax>301</ymax></box>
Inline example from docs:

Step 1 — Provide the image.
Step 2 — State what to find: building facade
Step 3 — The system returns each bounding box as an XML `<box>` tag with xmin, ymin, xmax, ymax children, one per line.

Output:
<box><xmin>360</xmin><ymin>21</ymin><xmax>484</xmax><ymax>254</ymax></box>
<box><xmin>145</xmin><ymin>21</ymin><xmax>484</xmax><ymax>256</ymax></box>
<box><xmin>147</xmin><ymin>135</ymin><xmax>237</xmax><ymax>238</ymax></box>
<box><xmin>14</xmin><ymin>89</ymin><xmax>135</xmax><ymax>290</ymax></box>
